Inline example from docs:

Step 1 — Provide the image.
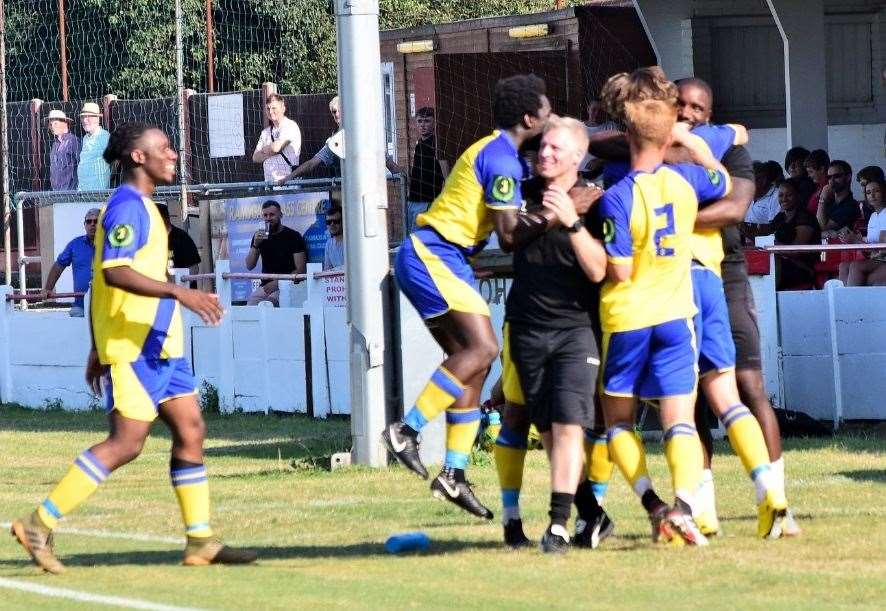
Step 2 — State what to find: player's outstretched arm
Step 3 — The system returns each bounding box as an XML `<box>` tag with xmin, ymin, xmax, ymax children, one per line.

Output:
<box><xmin>694</xmin><ymin>177</ymin><xmax>755</xmax><ymax>229</ymax></box>
<box><xmin>103</xmin><ymin>266</ymin><xmax>223</xmax><ymax>326</ymax></box>
<box><xmin>491</xmin><ymin>209</ymin><xmax>519</xmax><ymax>252</ymax></box>
<box><xmin>669</xmin><ymin>123</ymin><xmax>719</xmax><ymax>171</ymax></box>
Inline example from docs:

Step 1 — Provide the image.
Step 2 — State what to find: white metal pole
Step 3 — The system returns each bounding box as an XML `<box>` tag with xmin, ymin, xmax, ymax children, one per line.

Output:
<box><xmin>766</xmin><ymin>0</ymin><xmax>792</xmax><ymax>148</ymax></box>
<box><xmin>334</xmin><ymin>0</ymin><xmax>389</xmax><ymax>467</ymax></box>
<box><xmin>0</xmin><ymin>0</ymin><xmax>11</xmax><ymax>287</ymax></box>
<box><xmin>174</xmin><ymin>0</ymin><xmax>188</xmax><ymax>217</ymax></box>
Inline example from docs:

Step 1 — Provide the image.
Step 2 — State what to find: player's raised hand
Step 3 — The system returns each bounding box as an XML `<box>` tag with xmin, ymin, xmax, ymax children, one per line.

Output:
<box><xmin>568</xmin><ymin>182</ymin><xmax>604</xmax><ymax>214</ymax></box>
<box><xmin>176</xmin><ymin>287</ymin><xmax>224</xmax><ymax>326</ymax></box>
<box><xmin>85</xmin><ymin>348</ymin><xmax>103</xmax><ymax>397</ymax></box>
<box><xmin>542</xmin><ymin>185</ymin><xmax>580</xmax><ymax>227</ymax></box>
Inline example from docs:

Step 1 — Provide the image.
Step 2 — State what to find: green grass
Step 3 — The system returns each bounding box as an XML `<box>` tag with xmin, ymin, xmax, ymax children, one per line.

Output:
<box><xmin>1</xmin><ymin>406</ymin><xmax>884</xmax><ymax>610</ymax></box>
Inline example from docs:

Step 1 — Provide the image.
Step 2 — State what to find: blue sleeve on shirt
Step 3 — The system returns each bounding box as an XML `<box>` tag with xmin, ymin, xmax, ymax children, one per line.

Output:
<box><xmin>475</xmin><ymin>138</ymin><xmax>524</xmax><ymax>210</ymax></box>
<box><xmin>690</xmin><ymin>124</ymin><xmax>736</xmax><ymax>161</ymax></box>
<box><xmin>600</xmin><ymin>181</ymin><xmax>634</xmax><ymax>260</ymax></box>
<box><xmin>101</xmin><ymin>188</ymin><xmax>150</xmax><ymax>264</ymax></box>
<box><xmin>56</xmin><ymin>238</ymin><xmax>76</xmax><ymax>267</ymax></box>
<box><xmin>673</xmin><ymin>163</ymin><xmax>730</xmax><ymax>204</ymax></box>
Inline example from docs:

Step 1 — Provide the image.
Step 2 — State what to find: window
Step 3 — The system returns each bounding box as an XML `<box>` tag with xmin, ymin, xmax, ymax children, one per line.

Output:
<box><xmin>381</xmin><ymin>62</ymin><xmax>397</xmax><ymax>162</ymax></box>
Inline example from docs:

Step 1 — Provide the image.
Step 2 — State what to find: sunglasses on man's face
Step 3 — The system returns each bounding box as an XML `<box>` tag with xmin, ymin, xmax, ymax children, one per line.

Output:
<box><xmin>84</xmin><ymin>219</ymin><xmax>98</xmax><ymax>225</ymax></box>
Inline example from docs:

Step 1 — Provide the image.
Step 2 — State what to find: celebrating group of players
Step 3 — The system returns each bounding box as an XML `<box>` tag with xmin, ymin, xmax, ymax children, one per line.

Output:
<box><xmin>384</xmin><ymin>67</ymin><xmax>801</xmax><ymax>552</ymax></box>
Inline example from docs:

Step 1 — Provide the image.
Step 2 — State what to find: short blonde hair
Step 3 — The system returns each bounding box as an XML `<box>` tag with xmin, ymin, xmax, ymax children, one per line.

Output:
<box><xmin>543</xmin><ymin>116</ymin><xmax>590</xmax><ymax>156</ymax></box>
<box><xmin>329</xmin><ymin>96</ymin><xmax>340</xmax><ymax>112</ymax></box>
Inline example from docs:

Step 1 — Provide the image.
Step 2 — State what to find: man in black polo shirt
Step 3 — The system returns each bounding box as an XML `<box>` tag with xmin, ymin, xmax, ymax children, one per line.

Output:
<box><xmin>505</xmin><ymin>117</ymin><xmax>608</xmax><ymax>554</ymax></box>
<box><xmin>245</xmin><ymin>200</ymin><xmax>306</xmax><ymax>306</ymax></box>
<box><xmin>817</xmin><ymin>160</ymin><xmax>860</xmax><ymax>233</ymax></box>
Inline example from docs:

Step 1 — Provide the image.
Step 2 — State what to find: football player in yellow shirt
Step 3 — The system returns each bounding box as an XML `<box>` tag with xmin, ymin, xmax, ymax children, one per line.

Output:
<box><xmin>597</xmin><ymin>68</ymin><xmax>730</xmax><ymax>545</ymax></box>
<box><xmin>10</xmin><ymin>122</ymin><xmax>256</xmax><ymax>573</ymax></box>
<box><xmin>383</xmin><ymin>75</ymin><xmax>551</xmax><ymax>518</ymax></box>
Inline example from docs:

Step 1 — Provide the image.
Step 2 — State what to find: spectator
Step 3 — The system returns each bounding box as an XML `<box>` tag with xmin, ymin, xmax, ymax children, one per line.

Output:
<box><xmin>244</xmin><ymin>200</ymin><xmax>306</xmax><ymax>306</ymax></box>
<box><xmin>77</xmin><ymin>102</ymin><xmax>111</xmax><ymax>190</ymax></box>
<box><xmin>817</xmin><ymin>160</ymin><xmax>860</xmax><ymax>234</ymax></box>
<box><xmin>41</xmin><ymin>208</ymin><xmax>99</xmax><ymax>316</ymax></box>
<box><xmin>47</xmin><ymin>109</ymin><xmax>79</xmax><ymax>191</ymax></box>
<box><xmin>784</xmin><ymin>146</ymin><xmax>810</xmax><ymax>179</ymax></box>
<box><xmin>856</xmin><ymin>165</ymin><xmax>884</xmax><ymax>218</ymax></box>
<box><xmin>771</xmin><ymin>178</ymin><xmax>821</xmax><ymax>289</ymax></box>
<box><xmin>804</xmin><ymin>148</ymin><xmax>830</xmax><ymax>215</ymax></box>
<box><xmin>405</xmin><ymin>107</ymin><xmax>448</xmax><ymax>234</ymax></box>
<box><xmin>279</xmin><ymin>96</ymin><xmax>342</xmax><ymax>182</ymax></box>
<box><xmin>156</xmin><ymin>204</ymin><xmax>201</xmax><ymax>273</ymax></box>
<box><xmin>252</xmin><ymin>93</ymin><xmax>302</xmax><ymax>183</ymax></box>
<box><xmin>322</xmin><ymin>204</ymin><xmax>344</xmax><ymax>270</ymax></box>
<box><xmin>744</xmin><ymin>160</ymin><xmax>783</xmax><ymax>225</ymax></box>
<box><xmin>846</xmin><ymin>178</ymin><xmax>886</xmax><ymax>286</ymax></box>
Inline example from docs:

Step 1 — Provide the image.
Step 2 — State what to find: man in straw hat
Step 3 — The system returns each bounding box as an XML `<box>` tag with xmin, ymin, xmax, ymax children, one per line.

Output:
<box><xmin>47</xmin><ymin>109</ymin><xmax>79</xmax><ymax>191</ymax></box>
<box><xmin>77</xmin><ymin>102</ymin><xmax>111</xmax><ymax>190</ymax></box>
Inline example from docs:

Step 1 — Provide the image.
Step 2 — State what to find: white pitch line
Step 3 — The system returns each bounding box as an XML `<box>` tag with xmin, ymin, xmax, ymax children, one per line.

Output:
<box><xmin>0</xmin><ymin>577</ymin><xmax>207</xmax><ymax>611</ymax></box>
<box><xmin>1</xmin><ymin>522</ymin><xmax>181</xmax><ymax>544</ymax></box>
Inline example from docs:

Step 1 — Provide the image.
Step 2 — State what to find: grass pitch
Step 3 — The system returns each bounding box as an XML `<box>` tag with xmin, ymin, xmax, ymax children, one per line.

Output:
<box><xmin>1</xmin><ymin>406</ymin><xmax>884</xmax><ymax>610</ymax></box>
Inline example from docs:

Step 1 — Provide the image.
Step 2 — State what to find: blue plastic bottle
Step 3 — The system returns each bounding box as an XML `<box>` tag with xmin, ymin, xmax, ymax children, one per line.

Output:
<box><xmin>384</xmin><ymin>532</ymin><xmax>430</xmax><ymax>554</ymax></box>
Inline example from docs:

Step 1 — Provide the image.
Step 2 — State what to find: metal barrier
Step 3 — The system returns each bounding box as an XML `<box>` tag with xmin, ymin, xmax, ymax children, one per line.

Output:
<box><xmin>9</xmin><ymin>174</ymin><xmax>406</xmax><ymax>303</ymax></box>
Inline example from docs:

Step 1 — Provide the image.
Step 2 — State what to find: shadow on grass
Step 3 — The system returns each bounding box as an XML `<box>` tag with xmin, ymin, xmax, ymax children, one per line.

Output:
<box><xmin>837</xmin><ymin>469</ymin><xmax>886</xmax><ymax>484</ymax></box>
<box><xmin>2</xmin><ymin>540</ymin><xmax>504</xmax><ymax>570</ymax></box>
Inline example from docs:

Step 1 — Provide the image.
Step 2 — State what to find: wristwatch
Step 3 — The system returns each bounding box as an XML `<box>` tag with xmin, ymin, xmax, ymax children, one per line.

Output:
<box><xmin>565</xmin><ymin>218</ymin><xmax>583</xmax><ymax>234</ymax></box>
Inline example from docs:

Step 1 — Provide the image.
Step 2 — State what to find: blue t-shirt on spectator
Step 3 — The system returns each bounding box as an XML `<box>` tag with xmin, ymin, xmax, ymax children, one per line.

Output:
<box><xmin>56</xmin><ymin>235</ymin><xmax>95</xmax><ymax>307</ymax></box>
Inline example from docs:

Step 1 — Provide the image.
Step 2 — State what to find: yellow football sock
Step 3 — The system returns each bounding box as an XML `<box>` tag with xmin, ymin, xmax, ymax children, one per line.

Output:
<box><xmin>444</xmin><ymin>406</ymin><xmax>481</xmax><ymax>470</ymax></box>
<box><xmin>36</xmin><ymin>449</ymin><xmax>110</xmax><ymax>530</ymax></box>
<box><xmin>663</xmin><ymin>423</ymin><xmax>704</xmax><ymax>507</ymax></box>
<box><xmin>494</xmin><ymin>423</ymin><xmax>528</xmax><ymax>519</ymax></box>
<box><xmin>607</xmin><ymin>424</ymin><xmax>651</xmax><ymax>497</ymax></box>
<box><xmin>403</xmin><ymin>366</ymin><xmax>465</xmax><ymax>431</ymax></box>
<box><xmin>722</xmin><ymin>404</ymin><xmax>780</xmax><ymax>503</ymax></box>
<box><xmin>171</xmin><ymin>464</ymin><xmax>213</xmax><ymax>538</ymax></box>
<box><xmin>586</xmin><ymin>432</ymin><xmax>614</xmax><ymax>502</ymax></box>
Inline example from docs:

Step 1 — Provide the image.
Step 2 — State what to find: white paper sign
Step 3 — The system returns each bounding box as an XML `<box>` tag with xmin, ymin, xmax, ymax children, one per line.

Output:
<box><xmin>207</xmin><ymin>93</ymin><xmax>245</xmax><ymax>158</ymax></box>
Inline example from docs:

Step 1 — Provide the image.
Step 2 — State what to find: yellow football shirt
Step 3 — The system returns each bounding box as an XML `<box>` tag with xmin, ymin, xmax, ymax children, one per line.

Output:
<box><xmin>417</xmin><ymin>130</ymin><xmax>526</xmax><ymax>253</ymax></box>
<box><xmin>600</xmin><ymin>164</ymin><xmax>730</xmax><ymax>333</ymax></box>
<box><xmin>91</xmin><ymin>184</ymin><xmax>183</xmax><ymax>364</ymax></box>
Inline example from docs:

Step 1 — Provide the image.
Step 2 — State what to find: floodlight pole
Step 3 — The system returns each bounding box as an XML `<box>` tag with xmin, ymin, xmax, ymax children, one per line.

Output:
<box><xmin>334</xmin><ymin>0</ymin><xmax>389</xmax><ymax>467</ymax></box>
<box><xmin>174</xmin><ymin>0</ymin><xmax>188</xmax><ymax>217</ymax></box>
<box><xmin>0</xmin><ymin>0</ymin><xmax>12</xmax><ymax>286</ymax></box>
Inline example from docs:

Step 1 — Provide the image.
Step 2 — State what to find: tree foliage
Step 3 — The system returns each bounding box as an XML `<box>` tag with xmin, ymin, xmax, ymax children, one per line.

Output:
<box><xmin>3</xmin><ymin>0</ymin><xmax>583</xmax><ymax>102</ymax></box>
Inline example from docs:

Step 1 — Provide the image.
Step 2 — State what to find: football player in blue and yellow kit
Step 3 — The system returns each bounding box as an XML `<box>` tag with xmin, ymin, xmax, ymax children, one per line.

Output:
<box><xmin>382</xmin><ymin>75</ymin><xmax>551</xmax><ymax>518</ymax></box>
<box><xmin>596</xmin><ymin>68</ymin><xmax>730</xmax><ymax>546</ymax></box>
<box><xmin>10</xmin><ymin>123</ymin><xmax>256</xmax><ymax>573</ymax></box>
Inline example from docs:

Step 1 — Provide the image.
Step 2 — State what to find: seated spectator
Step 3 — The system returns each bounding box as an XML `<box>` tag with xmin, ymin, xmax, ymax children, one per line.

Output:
<box><xmin>244</xmin><ymin>200</ymin><xmax>306</xmax><ymax>306</ymax></box>
<box><xmin>771</xmin><ymin>178</ymin><xmax>821</xmax><ymax>290</ymax></box>
<box><xmin>784</xmin><ymin>146</ymin><xmax>810</xmax><ymax>179</ymax></box>
<box><xmin>77</xmin><ymin>102</ymin><xmax>111</xmax><ymax>190</ymax></box>
<box><xmin>41</xmin><ymin>208</ymin><xmax>99</xmax><ymax>316</ymax></box>
<box><xmin>804</xmin><ymin>149</ymin><xmax>830</xmax><ymax>215</ymax></box>
<box><xmin>156</xmin><ymin>203</ymin><xmax>201</xmax><ymax>273</ymax></box>
<box><xmin>817</xmin><ymin>160</ymin><xmax>860</xmax><ymax>234</ymax></box>
<box><xmin>856</xmin><ymin>165</ymin><xmax>884</xmax><ymax>219</ymax></box>
<box><xmin>744</xmin><ymin>160</ymin><xmax>783</xmax><ymax>226</ymax></box>
<box><xmin>846</xmin><ymin>178</ymin><xmax>886</xmax><ymax>286</ymax></box>
<box><xmin>322</xmin><ymin>205</ymin><xmax>344</xmax><ymax>270</ymax></box>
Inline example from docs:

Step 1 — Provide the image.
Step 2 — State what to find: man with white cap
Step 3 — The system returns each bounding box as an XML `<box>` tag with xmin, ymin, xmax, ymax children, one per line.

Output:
<box><xmin>47</xmin><ymin>109</ymin><xmax>79</xmax><ymax>191</ymax></box>
<box><xmin>77</xmin><ymin>102</ymin><xmax>111</xmax><ymax>190</ymax></box>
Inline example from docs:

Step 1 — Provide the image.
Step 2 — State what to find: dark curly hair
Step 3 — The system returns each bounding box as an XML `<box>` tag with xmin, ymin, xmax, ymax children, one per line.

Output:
<box><xmin>103</xmin><ymin>121</ymin><xmax>153</xmax><ymax>169</ymax></box>
<box><xmin>493</xmin><ymin>74</ymin><xmax>547</xmax><ymax>130</ymax></box>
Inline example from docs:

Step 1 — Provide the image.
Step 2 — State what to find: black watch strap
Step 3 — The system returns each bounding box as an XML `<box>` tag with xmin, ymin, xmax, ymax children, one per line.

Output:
<box><xmin>566</xmin><ymin>218</ymin><xmax>584</xmax><ymax>233</ymax></box>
